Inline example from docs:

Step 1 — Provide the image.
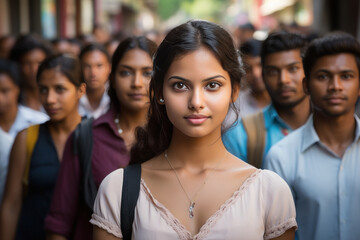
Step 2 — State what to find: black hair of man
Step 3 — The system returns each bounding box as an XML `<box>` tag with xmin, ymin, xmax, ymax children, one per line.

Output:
<box><xmin>9</xmin><ymin>34</ymin><xmax>53</xmax><ymax>62</ymax></box>
<box><xmin>303</xmin><ymin>32</ymin><xmax>360</xmax><ymax>81</ymax></box>
<box><xmin>239</xmin><ymin>38</ymin><xmax>262</xmax><ymax>57</ymax></box>
<box><xmin>79</xmin><ymin>43</ymin><xmax>111</xmax><ymax>63</ymax></box>
<box><xmin>260</xmin><ymin>30</ymin><xmax>308</xmax><ymax>68</ymax></box>
<box><xmin>238</xmin><ymin>22</ymin><xmax>256</xmax><ymax>32</ymax></box>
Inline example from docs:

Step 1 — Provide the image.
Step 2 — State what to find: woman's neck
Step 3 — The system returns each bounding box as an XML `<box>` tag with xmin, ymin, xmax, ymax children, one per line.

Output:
<box><xmin>86</xmin><ymin>87</ymin><xmax>106</xmax><ymax>110</ymax></box>
<box><xmin>166</xmin><ymin>127</ymin><xmax>228</xmax><ymax>170</ymax></box>
<box><xmin>48</xmin><ymin>111</ymin><xmax>82</xmax><ymax>134</ymax></box>
<box><xmin>118</xmin><ymin>108</ymin><xmax>148</xmax><ymax>131</ymax></box>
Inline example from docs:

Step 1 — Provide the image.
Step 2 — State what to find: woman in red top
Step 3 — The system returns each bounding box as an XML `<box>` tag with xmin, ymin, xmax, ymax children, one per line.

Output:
<box><xmin>45</xmin><ymin>36</ymin><xmax>157</xmax><ymax>240</ymax></box>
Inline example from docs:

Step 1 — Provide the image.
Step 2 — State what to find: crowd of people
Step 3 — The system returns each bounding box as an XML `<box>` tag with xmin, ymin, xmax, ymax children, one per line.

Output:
<box><xmin>0</xmin><ymin>18</ymin><xmax>359</xmax><ymax>240</ymax></box>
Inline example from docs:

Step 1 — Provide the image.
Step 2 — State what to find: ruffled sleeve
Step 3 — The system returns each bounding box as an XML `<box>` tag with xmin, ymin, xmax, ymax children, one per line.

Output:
<box><xmin>261</xmin><ymin>170</ymin><xmax>297</xmax><ymax>239</ymax></box>
<box><xmin>90</xmin><ymin>168</ymin><xmax>124</xmax><ymax>238</ymax></box>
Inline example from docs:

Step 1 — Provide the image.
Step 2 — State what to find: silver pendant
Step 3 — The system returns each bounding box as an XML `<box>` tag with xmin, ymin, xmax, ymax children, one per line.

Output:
<box><xmin>189</xmin><ymin>202</ymin><xmax>195</xmax><ymax>218</ymax></box>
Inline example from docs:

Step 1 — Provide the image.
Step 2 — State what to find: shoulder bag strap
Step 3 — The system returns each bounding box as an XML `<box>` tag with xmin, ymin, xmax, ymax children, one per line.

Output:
<box><xmin>121</xmin><ymin>164</ymin><xmax>142</xmax><ymax>240</ymax></box>
<box><xmin>73</xmin><ymin>117</ymin><xmax>96</xmax><ymax>210</ymax></box>
<box><xmin>242</xmin><ymin>112</ymin><xmax>266</xmax><ymax>168</ymax></box>
<box><xmin>23</xmin><ymin>124</ymin><xmax>40</xmax><ymax>192</ymax></box>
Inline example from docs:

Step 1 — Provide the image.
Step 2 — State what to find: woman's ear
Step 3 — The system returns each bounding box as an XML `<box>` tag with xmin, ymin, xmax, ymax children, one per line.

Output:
<box><xmin>77</xmin><ymin>83</ymin><xmax>86</xmax><ymax>99</ymax></box>
<box><xmin>231</xmin><ymin>83</ymin><xmax>240</xmax><ymax>103</ymax></box>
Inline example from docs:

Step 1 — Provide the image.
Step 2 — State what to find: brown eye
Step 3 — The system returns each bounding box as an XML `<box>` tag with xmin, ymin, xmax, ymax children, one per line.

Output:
<box><xmin>173</xmin><ymin>82</ymin><xmax>188</xmax><ymax>91</ymax></box>
<box><xmin>119</xmin><ymin>70</ymin><xmax>131</xmax><ymax>77</ymax></box>
<box><xmin>206</xmin><ymin>82</ymin><xmax>221</xmax><ymax>91</ymax></box>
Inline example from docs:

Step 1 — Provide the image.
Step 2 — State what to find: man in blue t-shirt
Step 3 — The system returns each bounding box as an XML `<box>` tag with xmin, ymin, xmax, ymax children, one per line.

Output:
<box><xmin>222</xmin><ymin>30</ymin><xmax>311</xmax><ymax>168</ymax></box>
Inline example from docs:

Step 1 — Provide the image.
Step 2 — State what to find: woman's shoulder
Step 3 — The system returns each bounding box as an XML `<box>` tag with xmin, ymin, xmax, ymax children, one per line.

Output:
<box><xmin>95</xmin><ymin>168</ymin><xmax>125</xmax><ymax>210</ymax></box>
<box><xmin>257</xmin><ymin>169</ymin><xmax>293</xmax><ymax>197</ymax></box>
<box><xmin>100</xmin><ymin>168</ymin><xmax>125</xmax><ymax>189</ymax></box>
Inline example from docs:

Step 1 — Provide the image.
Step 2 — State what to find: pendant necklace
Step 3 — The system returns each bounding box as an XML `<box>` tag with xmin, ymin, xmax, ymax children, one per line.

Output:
<box><xmin>114</xmin><ymin>115</ymin><xmax>123</xmax><ymax>134</ymax></box>
<box><xmin>164</xmin><ymin>151</ymin><xmax>222</xmax><ymax>219</ymax></box>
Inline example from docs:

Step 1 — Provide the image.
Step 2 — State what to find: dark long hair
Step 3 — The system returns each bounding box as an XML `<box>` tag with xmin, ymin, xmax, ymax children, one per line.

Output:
<box><xmin>130</xmin><ymin>20</ymin><xmax>244</xmax><ymax>164</ymax></box>
<box><xmin>36</xmin><ymin>54</ymin><xmax>83</xmax><ymax>87</ymax></box>
<box><xmin>108</xmin><ymin>36</ymin><xmax>157</xmax><ymax>110</ymax></box>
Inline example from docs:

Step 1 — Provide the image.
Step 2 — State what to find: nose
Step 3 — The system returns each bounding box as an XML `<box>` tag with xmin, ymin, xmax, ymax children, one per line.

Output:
<box><xmin>328</xmin><ymin>75</ymin><xmax>343</xmax><ymax>91</ymax></box>
<box><xmin>131</xmin><ymin>72</ymin><xmax>144</xmax><ymax>89</ymax></box>
<box><xmin>31</xmin><ymin>62</ymin><xmax>40</xmax><ymax>78</ymax></box>
<box><xmin>253</xmin><ymin>65</ymin><xmax>262</xmax><ymax>79</ymax></box>
<box><xmin>90</xmin><ymin>66</ymin><xmax>97</xmax><ymax>77</ymax></box>
<box><xmin>188</xmin><ymin>88</ymin><xmax>204</xmax><ymax>111</ymax></box>
<box><xmin>279</xmin><ymin>69</ymin><xmax>291</xmax><ymax>85</ymax></box>
<box><xmin>46</xmin><ymin>89</ymin><xmax>57</xmax><ymax>104</ymax></box>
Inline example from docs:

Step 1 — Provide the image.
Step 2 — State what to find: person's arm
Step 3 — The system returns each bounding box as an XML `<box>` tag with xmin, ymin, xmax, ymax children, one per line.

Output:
<box><xmin>263</xmin><ymin>170</ymin><xmax>297</xmax><ymax>240</ymax></box>
<box><xmin>271</xmin><ymin>228</ymin><xmax>295</xmax><ymax>240</ymax></box>
<box><xmin>90</xmin><ymin>169</ymin><xmax>124</xmax><ymax>239</ymax></box>
<box><xmin>46</xmin><ymin>233</ymin><xmax>67</xmax><ymax>240</ymax></box>
<box><xmin>0</xmin><ymin>130</ymin><xmax>27</xmax><ymax>240</ymax></box>
<box><xmin>93</xmin><ymin>226</ymin><xmax>122</xmax><ymax>240</ymax></box>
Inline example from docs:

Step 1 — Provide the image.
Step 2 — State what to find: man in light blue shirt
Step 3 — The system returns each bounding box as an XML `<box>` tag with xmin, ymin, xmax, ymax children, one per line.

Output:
<box><xmin>223</xmin><ymin>31</ymin><xmax>311</xmax><ymax>167</ymax></box>
<box><xmin>265</xmin><ymin>32</ymin><xmax>360</xmax><ymax>240</ymax></box>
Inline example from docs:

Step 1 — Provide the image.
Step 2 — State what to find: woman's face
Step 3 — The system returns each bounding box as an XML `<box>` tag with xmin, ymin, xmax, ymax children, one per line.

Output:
<box><xmin>162</xmin><ymin>47</ymin><xmax>234</xmax><ymax>139</ymax></box>
<box><xmin>20</xmin><ymin>49</ymin><xmax>47</xmax><ymax>88</ymax></box>
<box><xmin>113</xmin><ymin>48</ymin><xmax>153</xmax><ymax>112</ymax></box>
<box><xmin>0</xmin><ymin>73</ymin><xmax>20</xmax><ymax>115</ymax></box>
<box><xmin>38</xmin><ymin>69</ymin><xmax>85</xmax><ymax>121</ymax></box>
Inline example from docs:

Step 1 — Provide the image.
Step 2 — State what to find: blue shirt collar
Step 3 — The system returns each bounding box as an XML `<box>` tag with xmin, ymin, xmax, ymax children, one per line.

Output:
<box><xmin>263</xmin><ymin>104</ymin><xmax>292</xmax><ymax>130</ymax></box>
<box><xmin>301</xmin><ymin>115</ymin><xmax>319</xmax><ymax>152</ymax></box>
<box><xmin>301</xmin><ymin>114</ymin><xmax>360</xmax><ymax>152</ymax></box>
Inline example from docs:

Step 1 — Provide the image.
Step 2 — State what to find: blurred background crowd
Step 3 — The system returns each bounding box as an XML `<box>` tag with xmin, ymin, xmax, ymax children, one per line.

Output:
<box><xmin>1</xmin><ymin>1</ymin><xmax>360</xmax><ymax>239</ymax></box>
<box><xmin>1</xmin><ymin>0</ymin><xmax>360</xmax><ymax>51</ymax></box>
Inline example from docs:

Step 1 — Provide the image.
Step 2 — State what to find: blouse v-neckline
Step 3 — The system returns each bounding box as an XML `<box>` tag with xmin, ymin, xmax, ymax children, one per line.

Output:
<box><xmin>139</xmin><ymin>169</ymin><xmax>262</xmax><ymax>240</ymax></box>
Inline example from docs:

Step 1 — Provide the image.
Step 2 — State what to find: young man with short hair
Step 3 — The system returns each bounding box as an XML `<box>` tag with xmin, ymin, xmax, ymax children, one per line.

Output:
<box><xmin>79</xmin><ymin>44</ymin><xmax>111</xmax><ymax>119</ymax></box>
<box><xmin>265</xmin><ymin>32</ymin><xmax>360</xmax><ymax>240</ymax></box>
<box><xmin>223</xmin><ymin>31</ymin><xmax>311</xmax><ymax>168</ymax></box>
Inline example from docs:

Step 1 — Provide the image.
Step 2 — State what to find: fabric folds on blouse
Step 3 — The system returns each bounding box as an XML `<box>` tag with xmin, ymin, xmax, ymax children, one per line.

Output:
<box><xmin>91</xmin><ymin>168</ymin><xmax>297</xmax><ymax>240</ymax></box>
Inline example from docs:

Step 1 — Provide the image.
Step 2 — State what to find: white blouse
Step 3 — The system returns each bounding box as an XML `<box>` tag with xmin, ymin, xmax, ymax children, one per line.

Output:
<box><xmin>91</xmin><ymin>169</ymin><xmax>297</xmax><ymax>240</ymax></box>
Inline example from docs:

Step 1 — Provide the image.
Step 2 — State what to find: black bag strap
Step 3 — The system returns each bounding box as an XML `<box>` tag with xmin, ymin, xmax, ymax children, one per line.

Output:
<box><xmin>121</xmin><ymin>164</ymin><xmax>142</xmax><ymax>240</ymax></box>
<box><xmin>73</xmin><ymin>117</ymin><xmax>97</xmax><ymax>210</ymax></box>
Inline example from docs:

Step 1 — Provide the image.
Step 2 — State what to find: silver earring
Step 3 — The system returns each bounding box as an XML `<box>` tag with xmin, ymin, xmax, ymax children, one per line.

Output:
<box><xmin>159</xmin><ymin>98</ymin><xmax>165</xmax><ymax>103</ymax></box>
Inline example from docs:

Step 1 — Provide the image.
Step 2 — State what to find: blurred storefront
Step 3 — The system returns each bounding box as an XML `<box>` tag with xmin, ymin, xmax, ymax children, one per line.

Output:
<box><xmin>0</xmin><ymin>0</ymin><xmax>359</xmax><ymax>40</ymax></box>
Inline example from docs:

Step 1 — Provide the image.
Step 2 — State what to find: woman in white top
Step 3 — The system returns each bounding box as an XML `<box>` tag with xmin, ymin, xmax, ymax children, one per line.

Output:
<box><xmin>91</xmin><ymin>20</ymin><xmax>297</xmax><ymax>240</ymax></box>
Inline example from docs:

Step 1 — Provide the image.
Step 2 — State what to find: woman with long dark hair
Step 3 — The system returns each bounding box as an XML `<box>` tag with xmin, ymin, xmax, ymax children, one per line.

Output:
<box><xmin>0</xmin><ymin>55</ymin><xmax>85</xmax><ymax>240</ymax></box>
<box><xmin>45</xmin><ymin>36</ymin><xmax>157</xmax><ymax>240</ymax></box>
<box><xmin>91</xmin><ymin>20</ymin><xmax>297</xmax><ymax>240</ymax></box>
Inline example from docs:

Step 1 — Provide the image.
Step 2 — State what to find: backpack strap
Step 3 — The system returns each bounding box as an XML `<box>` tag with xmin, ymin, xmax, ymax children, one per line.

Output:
<box><xmin>242</xmin><ymin>112</ymin><xmax>266</xmax><ymax>168</ymax></box>
<box><xmin>73</xmin><ymin>117</ymin><xmax>96</xmax><ymax>210</ymax></box>
<box><xmin>23</xmin><ymin>124</ymin><xmax>40</xmax><ymax>193</ymax></box>
<box><xmin>121</xmin><ymin>164</ymin><xmax>141</xmax><ymax>240</ymax></box>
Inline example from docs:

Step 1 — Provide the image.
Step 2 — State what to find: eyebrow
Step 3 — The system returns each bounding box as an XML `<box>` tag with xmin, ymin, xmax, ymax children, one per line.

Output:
<box><xmin>314</xmin><ymin>69</ymin><xmax>357</xmax><ymax>74</ymax></box>
<box><xmin>118</xmin><ymin>64</ymin><xmax>152</xmax><ymax>70</ymax></box>
<box><xmin>265</xmin><ymin>61</ymin><xmax>302</xmax><ymax>68</ymax></box>
<box><xmin>167</xmin><ymin>75</ymin><xmax>226</xmax><ymax>82</ymax></box>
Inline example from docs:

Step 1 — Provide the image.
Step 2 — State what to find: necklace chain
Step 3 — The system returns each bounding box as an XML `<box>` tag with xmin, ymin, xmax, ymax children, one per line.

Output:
<box><xmin>164</xmin><ymin>151</ymin><xmax>223</xmax><ymax>218</ymax></box>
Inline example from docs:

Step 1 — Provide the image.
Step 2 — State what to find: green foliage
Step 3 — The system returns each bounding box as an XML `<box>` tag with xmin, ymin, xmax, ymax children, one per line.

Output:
<box><xmin>157</xmin><ymin>0</ymin><xmax>231</xmax><ymax>22</ymax></box>
<box><xmin>158</xmin><ymin>0</ymin><xmax>182</xmax><ymax>20</ymax></box>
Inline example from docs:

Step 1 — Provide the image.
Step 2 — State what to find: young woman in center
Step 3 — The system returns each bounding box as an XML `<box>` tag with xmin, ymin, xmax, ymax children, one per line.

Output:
<box><xmin>91</xmin><ymin>20</ymin><xmax>297</xmax><ymax>240</ymax></box>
